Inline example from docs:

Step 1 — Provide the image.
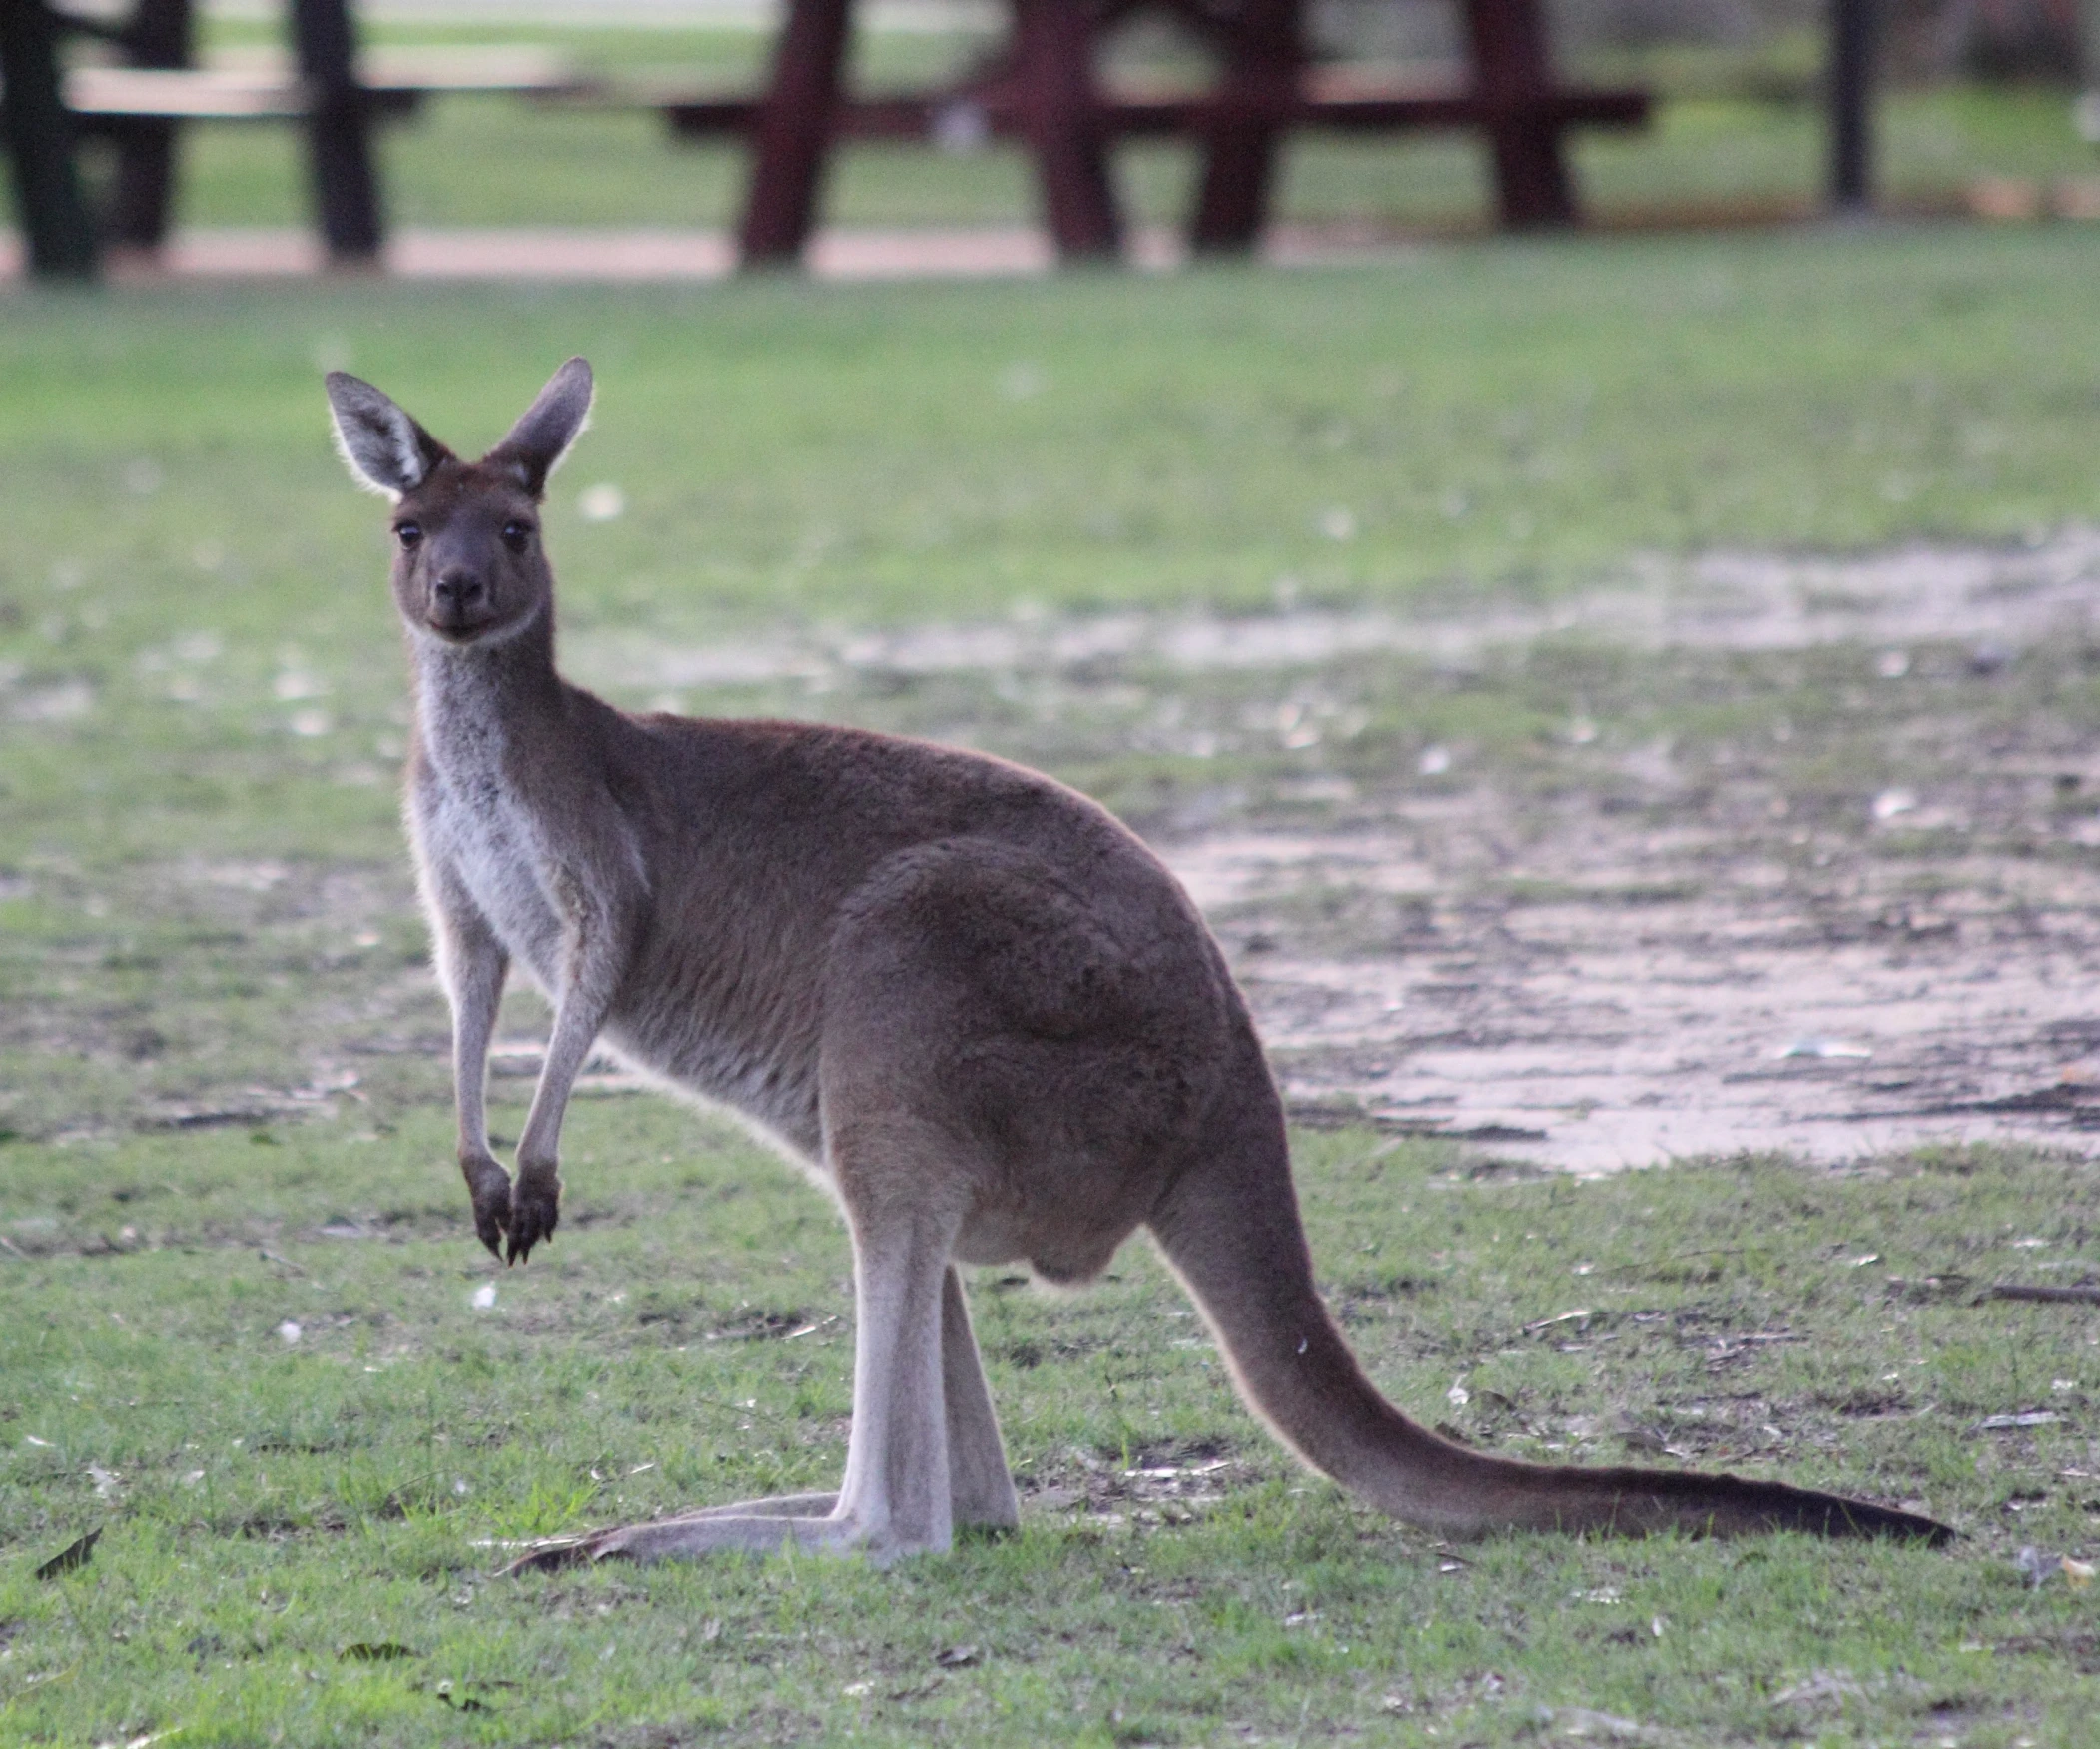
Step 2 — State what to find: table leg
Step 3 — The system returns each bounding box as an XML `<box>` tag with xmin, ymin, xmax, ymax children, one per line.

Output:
<box><xmin>1827</xmin><ymin>0</ymin><xmax>1877</xmax><ymax>214</ymax></box>
<box><xmin>292</xmin><ymin>0</ymin><xmax>381</xmax><ymax>265</ymax></box>
<box><xmin>739</xmin><ymin>0</ymin><xmax>852</xmax><ymax>268</ymax></box>
<box><xmin>108</xmin><ymin>0</ymin><xmax>194</xmax><ymax>252</ymax></box>
<box><xmin>1189</xmin><ymin>0</ymin><xmax>1304</xmax><ymax>254</ymax></box>
<box><xmin>0</xmin><ymin>0</ymin><xmax>99</xmax><ymax>278</ymax></box>
<box><xmin>1013</xmin><ymin>0</ymin><xmax>1119</xmax><ymax>262</ymax></box>
<box><xmin>1464</xmin><ymin>0</ymin><xmax>1574</xmax><ymax>228</ymax></box>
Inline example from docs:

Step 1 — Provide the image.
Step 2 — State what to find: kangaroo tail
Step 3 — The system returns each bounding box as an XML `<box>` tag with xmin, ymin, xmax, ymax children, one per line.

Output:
<box><xmin>1145</xmin><ymin>1082</ymin><xmax>1952</xmax><ymax>1546</ymax></box>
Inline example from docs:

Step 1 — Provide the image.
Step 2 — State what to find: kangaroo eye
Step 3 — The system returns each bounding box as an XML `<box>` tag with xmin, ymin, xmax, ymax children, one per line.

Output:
<box><xmin>394</xmin><ymin>522</ymin><xmax>422</xmax><ymax>549</ymax></box>
<box><xmin>501</xmin><ymin>521</ymin><xmax>533</xmax><ymax>553</ymax></box>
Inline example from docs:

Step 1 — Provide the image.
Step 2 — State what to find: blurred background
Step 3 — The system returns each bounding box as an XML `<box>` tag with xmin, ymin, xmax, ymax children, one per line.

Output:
<box><xmin>6</xmin><ymin>0</ymin><xmax>2100</xmax><ymax>248</ymax></box>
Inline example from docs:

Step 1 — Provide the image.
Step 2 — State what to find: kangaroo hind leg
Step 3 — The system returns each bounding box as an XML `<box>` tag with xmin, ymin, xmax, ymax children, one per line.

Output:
<box><xmin>508</xmin><ymin>1133</ymin><xmax>986</xmax><ymax>1572</ymax></box>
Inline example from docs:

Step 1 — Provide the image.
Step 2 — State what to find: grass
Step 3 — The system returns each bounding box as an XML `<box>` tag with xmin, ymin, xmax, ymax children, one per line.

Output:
<box><xmin>6</xmin><ymin>229</ymin><xmax>2100</xmax><ymax>1741</ymax></box>
<box><xmin>3</xmin><ymin>1111</ymin><xmax>2098</xmax><ymax>1746</ymax></box>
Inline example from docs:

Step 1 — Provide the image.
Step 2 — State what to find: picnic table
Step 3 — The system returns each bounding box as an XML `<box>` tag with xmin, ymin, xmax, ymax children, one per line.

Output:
<box><xmin>0</xmin><ymin>0</ymin><xmax>578</xmax><ymax>277</ymax></box>
<box><xmin>673</xmin><ymin>0</ymin><xmax>1649</xmax><ymax>265</ymax></box>
<box><xmin>4</xmin><ymin>0</ymin><xmax>1900</xmax><ymax>283</ymax></box>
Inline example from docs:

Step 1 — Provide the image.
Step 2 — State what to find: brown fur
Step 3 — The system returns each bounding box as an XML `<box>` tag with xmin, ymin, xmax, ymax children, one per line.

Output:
<box><xmin>324</xmin><ymin>359</ymin><xmax>1954</xmax><ymax>1569</ymax></box>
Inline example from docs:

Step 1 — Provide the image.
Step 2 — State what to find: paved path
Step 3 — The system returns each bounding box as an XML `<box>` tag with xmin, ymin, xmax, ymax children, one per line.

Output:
<box><xmin>1</xmin><ymin>222</ymin><xmax>1422</xmax><ymax>284</ymax></box>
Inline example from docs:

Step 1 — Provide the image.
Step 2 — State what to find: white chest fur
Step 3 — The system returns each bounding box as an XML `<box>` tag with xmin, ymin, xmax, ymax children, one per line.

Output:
<box><xmin>413</xmin><ymin>656</ymin><xmax>567</xmax><ymax>987</ymax></box>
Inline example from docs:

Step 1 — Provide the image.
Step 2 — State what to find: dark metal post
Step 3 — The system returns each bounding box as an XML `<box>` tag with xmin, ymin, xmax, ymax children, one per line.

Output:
<box><xmin>1828</xmin><ymin>0</ymin><xmax>1876</xmax><ymax>214</ymax></box>
<box><xmin>108</xmin><ymin>0</ymin><xmax>194</xmax><ymax>253</ymax></box>
<box><xmin>291</xmin><ymin>0</ymin><xmax>381</xmax><ymax>264</ymax></box>
<box><xmin>737</xmin><ymin>0</ymin><xmax>852</xmax><ymax>268</ymax></box>
<box><xmin>1188</xmin><ymin>0</ymin><xmax>1304</xmax><ymax>254</ymax></box>
<box><xmin>0</xmin><ymin>0</ymin><xmax>100</xmax><ymax>279</ymax></box>
<box><xmin>1013</xmin><ymin>0</ymin><xmax>1120</xmax><ymax>261</ymax></box>
<box><xmin>1464</xmin><ymin>0</ymin><xmax>1576</xmax><ymax>228</ymax></box>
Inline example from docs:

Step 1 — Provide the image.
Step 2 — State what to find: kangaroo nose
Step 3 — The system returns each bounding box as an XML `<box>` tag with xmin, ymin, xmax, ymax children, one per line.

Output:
<box><xmin>433</xmin><ymin>570</ymin><xmax>486</xmax><ymax>610</ymax></box>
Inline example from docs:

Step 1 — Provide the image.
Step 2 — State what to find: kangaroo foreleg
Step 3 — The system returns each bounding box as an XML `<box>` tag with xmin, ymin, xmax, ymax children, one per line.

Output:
<box><xmin>427</xmin><ymin>861</ymin><xmax>512</xmax><ymax>1260</ymax></box>
<box><xmin>509</xmin><ymin>886</ymin><xmax>633</xmax><ymax>1262</ymax></box>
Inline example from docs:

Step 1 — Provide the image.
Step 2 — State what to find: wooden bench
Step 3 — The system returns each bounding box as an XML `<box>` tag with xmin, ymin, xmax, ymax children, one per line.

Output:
<box><xmin>0</xmin><ymin>0</ymin><xmax>579</xmax><ymax>275</ymax></box>
<box><xmin>69</xmin><ymin>37</ymin><xmax>585</xmax><ymax>260</ymax></box>
<box><xmin>650</xmin><ymin>0</ymin><xmax>1650</xmax><ymax>266</ymax></box>
<box><xmin>68</xmin><ymin>45</ymin><xmax>581</xmax><ymax>121</ymax></box>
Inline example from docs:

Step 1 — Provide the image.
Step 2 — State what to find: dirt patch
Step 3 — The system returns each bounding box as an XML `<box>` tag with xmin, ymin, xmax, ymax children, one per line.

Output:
<box><xmin>1166</xmin><ymin>804</ymin><xmax>2100</xmax><ymax>1172</ymax></box>
<box><xmin>572</xmin><ymin>526</ymin><xmax>2100</xmax><ymax>692</ymax></box>
<box><xmin>1132</xmin><ymin>533</ymin><xmax>2100</xmax><ymax>1171</ymax></box>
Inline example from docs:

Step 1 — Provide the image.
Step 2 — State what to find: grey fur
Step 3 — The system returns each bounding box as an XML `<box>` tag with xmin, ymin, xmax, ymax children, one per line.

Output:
<box><xmin>329</xmin><ymin>361</ymin><xmax>1955</xmax><ymax>1570</ymax></box>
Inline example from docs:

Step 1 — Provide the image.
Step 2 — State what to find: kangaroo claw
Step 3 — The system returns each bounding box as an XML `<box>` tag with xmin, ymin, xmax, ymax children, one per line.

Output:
<box><xmin>506</xmin><ymin>1170</ymin><xmax>561</xmax><ymax>1264</ymax></box>
<box><xmin>460</xmin><ymin>1154</ymin><xmax>513</xmax><ymax>1260</ymax></box>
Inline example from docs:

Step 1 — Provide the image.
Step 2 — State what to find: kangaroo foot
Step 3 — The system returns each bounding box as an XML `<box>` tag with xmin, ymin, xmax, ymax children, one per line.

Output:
<box><xmin>503</xmin><ymin>1492</ymin><xmax>842</xmax><ymax>1575</ymax></box>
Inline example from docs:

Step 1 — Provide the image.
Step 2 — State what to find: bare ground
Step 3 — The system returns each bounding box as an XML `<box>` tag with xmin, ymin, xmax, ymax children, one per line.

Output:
<box><xmin>1172</xmin><ymin>799</ymin><xmax>2100</xmax><ymax>1173</ymax></box>
<box><xmin>1154</xmin><ymin>535</ymin><xmax>2100</xmax><ymax>1170</ymax></box>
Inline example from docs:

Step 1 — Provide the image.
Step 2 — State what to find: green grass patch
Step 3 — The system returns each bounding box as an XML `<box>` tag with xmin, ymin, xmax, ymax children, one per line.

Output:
<box><xmin>3</xmin><ymin>1112</ymin><xmax>2096</xmax><ymax>1745</ymax></box>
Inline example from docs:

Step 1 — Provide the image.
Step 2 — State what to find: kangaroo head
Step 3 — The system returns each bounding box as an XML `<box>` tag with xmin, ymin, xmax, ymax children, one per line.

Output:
<box><xmin>325</xmin><ymin>358</ymin><xmax>594</xmax><ymax>648</ymax></box>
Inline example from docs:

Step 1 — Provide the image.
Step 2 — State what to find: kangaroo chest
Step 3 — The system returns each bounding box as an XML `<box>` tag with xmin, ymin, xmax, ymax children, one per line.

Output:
<box><xmin>437</xmin><ymin>781</ymin><xmax>567</xmax><ymax>973</ymax></box>
<box><xmin>413</xmin><ymin>702</ymin><xmax>570</xmax><ymax>989</ymax></box>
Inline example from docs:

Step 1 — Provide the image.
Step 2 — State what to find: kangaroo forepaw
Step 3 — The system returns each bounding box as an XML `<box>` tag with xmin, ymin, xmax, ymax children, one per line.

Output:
<box><xmin>459</xmin><ymin>1154</ymin><xmax>514</xmax><ymax>1261</ymax></box>
<box><xmin>506</xmin><ymin>1170</ymin><xmax>561</xmax><ymax>1265</ymax></box>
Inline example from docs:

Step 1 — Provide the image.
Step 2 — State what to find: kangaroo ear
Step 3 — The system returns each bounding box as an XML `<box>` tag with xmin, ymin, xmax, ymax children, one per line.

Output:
<box><xmin>484</xmin><ymin>358</ymin><xmax>593</xmax><ymax>498</ymax></box>
<box><xmin>325</xmin><ymin>373</ymin><xmax>451</xmax><ymax>500</ymax></box>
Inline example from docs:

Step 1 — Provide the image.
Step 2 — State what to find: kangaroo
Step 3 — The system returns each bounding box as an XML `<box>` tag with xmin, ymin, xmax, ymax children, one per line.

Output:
<box><xmin>325</xmin><ymin>359</ymin><xmax>1952</xmax><ymax>1569</ymax></box>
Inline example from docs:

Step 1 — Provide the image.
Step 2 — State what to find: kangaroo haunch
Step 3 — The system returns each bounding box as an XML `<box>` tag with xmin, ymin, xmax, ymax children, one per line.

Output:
<box><xmin>324</xmin><ymin>358</ymin><xmax>1954</xmax><ymax>1568</ymax></box>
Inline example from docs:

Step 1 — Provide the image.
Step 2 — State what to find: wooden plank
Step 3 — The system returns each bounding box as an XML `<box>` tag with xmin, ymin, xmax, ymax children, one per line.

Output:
<box><xmin>0</xmin><ymin>0</ymin><xmax>99</xmax><ymax>278</ymax></box>
<box><xmin>68</xmin><ymin>48</ymin><xmax>584</xmax><ymax>119</ymax></box>
<box><xmin>664</xmin><ymin>87</ymin><xmax>1649</xmax><ymax>142</ymax></box>
<box><xmin>1011</xmin><ymin>0</ymin><xmax>1120</xmax><ymax>260</ymax></box>
<box><xmin>291</xmin><ymin>0</ymin><xmax>381</xmax><ymax>263</ymax></box>
<box><xmin>107</xmin><ymin>0</ymin><xmax>193</xmax><ymax>251</ymax></box>
<box><xmin>67</xmin><ymin>67</ymin><xmax>305</xmax><ymax>117</ymax></box>
<box><xmin>738</xmin><ymin>0</ymin><xmax>852</xmax><ymax>267</ymax></box>
<box><xmin>1188</xmin><ymin>0</ymin><xmax>1304</xmax><ymax>253</ymax></box>
<box><xmin>1828</xmin><ymin>0</ymin><xmax>1876</xmax><ymax>212</ymax></box>
<box><xmin>1464</xmin><ymin>0</ymin><xmax>1575</xmax><ymax>228</ymax></box>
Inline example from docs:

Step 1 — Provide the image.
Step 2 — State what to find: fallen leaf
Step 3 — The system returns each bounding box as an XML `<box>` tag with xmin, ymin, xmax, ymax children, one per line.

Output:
<box><xmin>2062</xmin><ymin>1556</ymin><xmax>2095</xmax><ymax>1589</ymax></box>
<box><xmin>934</xmin><ymin>1644</ymin><xmax>980</xmax><ymax>1667</ymax></box>
<box><xmin>35</xmin><ymin>1527</ymin><xmax>101</xmax><ymax>1579</ymax></box>
<box><xmin>1980</xmin><ymin>1412</ymin><xmax>2060</xmax><ymax>1430</ymax></box>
